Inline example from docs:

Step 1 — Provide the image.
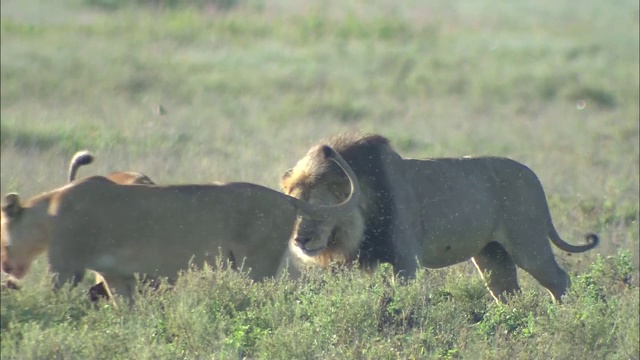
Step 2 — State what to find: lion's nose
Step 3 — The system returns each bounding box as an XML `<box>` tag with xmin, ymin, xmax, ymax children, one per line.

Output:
<box><xmin>294</xmin><ymin>236</ymin><xmax>312</xmax><ymax>246</ymax></box>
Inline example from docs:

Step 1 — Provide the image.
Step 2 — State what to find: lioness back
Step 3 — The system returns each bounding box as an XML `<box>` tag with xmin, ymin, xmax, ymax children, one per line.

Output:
<box><xmin>68</xmin><ymin>150</ymin><xmax>155</xmax><ymax>185</ymax></box>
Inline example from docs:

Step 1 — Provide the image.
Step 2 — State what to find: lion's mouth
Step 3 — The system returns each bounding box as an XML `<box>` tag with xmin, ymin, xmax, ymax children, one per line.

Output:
<box><xmin>297</xmin><ymin>228</ymin><xmax>338</xmax><ymax>256</ymax></box>
<box><xmin>300</xmin><ymin>245</ymin><xmax>326</xmax><ymax>256</ymax></box>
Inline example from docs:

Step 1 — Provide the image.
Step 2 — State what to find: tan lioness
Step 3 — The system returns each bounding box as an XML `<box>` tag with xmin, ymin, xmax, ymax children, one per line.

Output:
<box><xmin>1</xmin><ymin>150</ymin><xmax>156</xmax><ymax>295</ymax></box>
<box><xmin>280</xmin><ymin>133</ymin><xmax>599</xmax><ymax>303</ymax></box>
<box><xmin>1</xmin><ymin>145</ymin><xmax>360</xmax><ymax>303</ymax></box>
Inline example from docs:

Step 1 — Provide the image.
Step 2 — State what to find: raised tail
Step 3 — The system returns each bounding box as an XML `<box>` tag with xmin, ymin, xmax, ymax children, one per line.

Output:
<box><xmin>68</xmin><ymin>150</ymin><xmax>94</xmax><ymax>182</ymax></box>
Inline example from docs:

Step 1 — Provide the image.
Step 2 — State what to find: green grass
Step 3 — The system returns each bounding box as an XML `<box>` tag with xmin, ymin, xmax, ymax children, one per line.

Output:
<box><xmin>2</xmin><ymin>255</ymin><xmax>638</xmax><ymax>359</ymax></box>
<box><xmin>1</xmin><ymin>0</ymin><xmax>639</xmax><ymax>358</ymax></box>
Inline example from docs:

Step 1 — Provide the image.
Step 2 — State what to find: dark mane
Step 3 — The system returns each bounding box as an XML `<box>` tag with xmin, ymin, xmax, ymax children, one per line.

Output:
<box><xmin>319</xmin><ymin>133</ymin><xmax>397</xmax><ymax>269</ymax></box>
<box><xmin>322</xmin><ymin>133</ymin><xmax>390</xmax><ymax>155</ymax></box>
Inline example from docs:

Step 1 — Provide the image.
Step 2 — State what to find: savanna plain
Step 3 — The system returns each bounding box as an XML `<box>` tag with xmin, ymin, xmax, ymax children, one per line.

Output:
<box><xmin>1</xmin><ymin>0</ymin><xmax>639</xmax><ymax>359</ymax></box>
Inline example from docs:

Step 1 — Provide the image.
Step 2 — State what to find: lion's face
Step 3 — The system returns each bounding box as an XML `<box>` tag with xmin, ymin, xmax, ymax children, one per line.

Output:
<box><xmin>287</xmin><ymin>186</ymin><xmax>344</xmax><ymax>255</ymax></box>
<box><xmin>281</xmin><ymin>147</ymin><xmax>365</xmax><ymax>261</ymax></box>
<box><xmin>1</xmin><ymin>194</ymin><xmax>48</xmax><ymax>279</ymax></box>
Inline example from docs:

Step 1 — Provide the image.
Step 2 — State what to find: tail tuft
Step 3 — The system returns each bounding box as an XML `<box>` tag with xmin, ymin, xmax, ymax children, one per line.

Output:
<box><xmin>585</xmin><ymin>233</ymin><xmax>599</xmax><ymax>247</ymax></box>
<box><xmin>69</xmin><ymin>150</ymin><xmax>95</xmax><ymax>182</ymax></box>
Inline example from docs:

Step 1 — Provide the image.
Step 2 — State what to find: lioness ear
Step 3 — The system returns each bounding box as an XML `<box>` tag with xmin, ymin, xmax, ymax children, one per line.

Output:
<box><xmin>1</xmin><ymin>193</ymin><xmax>23</xmax><ymax>218</ymax></box>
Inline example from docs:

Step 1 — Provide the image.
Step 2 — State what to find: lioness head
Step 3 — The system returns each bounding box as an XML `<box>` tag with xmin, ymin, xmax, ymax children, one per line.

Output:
<box><xmin>1</xmin><ymin>193</ymin><xmax>49</xmax><ymax>279</ymax></box>
<box><xmin>1</xmin><ymin>151</ymin><xmax>154</xmax><ymax>284</ymax></box>
<box><xmin>281</xmin><ymin>144</ymin><xmax>366</xmax><ymax>266</ymax></box>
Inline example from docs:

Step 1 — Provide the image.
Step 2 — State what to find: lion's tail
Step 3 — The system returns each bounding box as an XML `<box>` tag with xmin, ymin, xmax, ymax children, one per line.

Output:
<box><xmin>548</xmin><ymin>226</ymin><xmax>599</xmax><ymax>253</ymax></box>
<box><xmin>68</xmin><ymin>150</ymin><xmax>94</xmax><ymax>182</ymax></box>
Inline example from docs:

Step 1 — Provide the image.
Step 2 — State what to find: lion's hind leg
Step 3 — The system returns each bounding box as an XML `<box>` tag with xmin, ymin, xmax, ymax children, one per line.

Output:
<box><xmin>471</xmin><ymin>242</ymin><xmax>521</xmax><ymax>303</ymax></box>
<box><xmin>508</xmin><ymin>244</ymin><xmax>570</xmax><ymax>303</ymax></box>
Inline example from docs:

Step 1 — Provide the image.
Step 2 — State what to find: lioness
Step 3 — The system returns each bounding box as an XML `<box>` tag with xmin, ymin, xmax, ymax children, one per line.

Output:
<box><xmin>1</xmin><ymin>145</ymin><xmax>360</xmax><ymax>303</ymax></box>
<box><xmin>280</xmin><ymin>133</ymin><xmax>599</xmax><ymax>303</ymax></box>
<box><xmin>1</xmin><ymin>150</ymin><xmax>155</xmax><ymax>295</ymax></box>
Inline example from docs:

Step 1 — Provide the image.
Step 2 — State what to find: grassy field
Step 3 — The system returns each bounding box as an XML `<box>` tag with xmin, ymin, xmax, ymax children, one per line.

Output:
<box><xmin>1</xmin><ymin>0</ymin><xmax>639</xmax><ymax>358</ymax></box>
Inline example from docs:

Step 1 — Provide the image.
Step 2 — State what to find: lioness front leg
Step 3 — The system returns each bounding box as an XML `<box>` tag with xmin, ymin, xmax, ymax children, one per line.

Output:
<box><xmin>47</xmin><ymin>251</ymin><xmax>86</xmax><ymax>292</ymax></box>
<box><xmin>50</xmin><ymin>268</ymin><xmax>85</xmax><ymax>292</ymax></box>
<box><xmin>471</xmin><ymin>242</ymin><xmax>521</xmax><ymax>303</ymax></box>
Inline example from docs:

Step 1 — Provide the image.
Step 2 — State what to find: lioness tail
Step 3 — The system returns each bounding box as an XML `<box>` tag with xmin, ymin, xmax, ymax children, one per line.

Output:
<box><xmin>68</xmin><ymin>150</ymin><xmax>95</xmax><ymax>182</ymax></box>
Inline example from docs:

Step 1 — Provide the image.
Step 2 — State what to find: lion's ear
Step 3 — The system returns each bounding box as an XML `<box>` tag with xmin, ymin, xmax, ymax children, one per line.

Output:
<box><xmin>1</xmin><ymin>193</ymin><xmax>23</xmax><ymax>219</ymax></box>
<box><xmin>280</xmin><ymin>169</ymin><xmax>293</xmax><ymax>188</ymax></box>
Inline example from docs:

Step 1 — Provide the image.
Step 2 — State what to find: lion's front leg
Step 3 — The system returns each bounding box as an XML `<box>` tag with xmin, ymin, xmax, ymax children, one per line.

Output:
<box><xmin>276</xmin><ymin>248</ymin><xmax>303</xmax><ymax>280</ymax></box>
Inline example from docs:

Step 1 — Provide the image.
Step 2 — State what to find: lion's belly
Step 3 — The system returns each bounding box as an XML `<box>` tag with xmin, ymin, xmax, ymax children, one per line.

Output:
<box><xmin>417</xmin><ymin>195</ymin><xmax>498</xmax><ymax>269</ymax></box>
<box><xmin>400</xmin><ymin>157</ymin><xmax>502</xmax><ymax>269</ymax></box>
<box><xmin>420</xmin><ymin>235</ymin><xmax>490</xmax><ymax>268</ymax></box>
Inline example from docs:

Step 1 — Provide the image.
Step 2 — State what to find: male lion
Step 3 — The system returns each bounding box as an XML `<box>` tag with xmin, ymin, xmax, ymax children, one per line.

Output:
<box><xmin>280</xmin><ymin>133</ymin><xmax>599</xmax><ymax>303</ymax></box>
<box><xmin>1</xmin><ymin>145</ymin><xmax>360</xmax><ymax>303</ymax></box>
